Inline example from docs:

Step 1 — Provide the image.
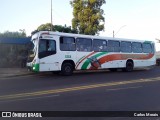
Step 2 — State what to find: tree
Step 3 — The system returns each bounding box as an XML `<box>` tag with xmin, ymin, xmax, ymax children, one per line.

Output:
<box><xmin>31</xmin><ymin>23</ymin><xmax>78</xmax><ymax>35</ymax></box>
<box><xmin>0</xmin><ymin>30</ymin><xmax>26</xmax><ymax>38</ymax></box>
<box><xmin>70</xmin><ymin>0</ymin><xmax>106</xmax><ymax>35</ymax></box>
<box><xmin>37</xmin><ymin>23</ymin><xmax>53</xmax><ymax>31</ymax></box>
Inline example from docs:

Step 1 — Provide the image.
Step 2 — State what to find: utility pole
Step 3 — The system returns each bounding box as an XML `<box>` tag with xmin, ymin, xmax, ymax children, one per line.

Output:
<box><xmin>113</xmin><ymin>30</ymin><xmax>115</xmax><ymax>38</ymax></box>
<box><xmin>113</xmin><ymin>25</ymin><xmax>126</xmax><ymax>38</ymax></box>
<box><xmin>51</xmin><ymin>0</ymin><xmax>53</xmax><ymax>31</ymax></box>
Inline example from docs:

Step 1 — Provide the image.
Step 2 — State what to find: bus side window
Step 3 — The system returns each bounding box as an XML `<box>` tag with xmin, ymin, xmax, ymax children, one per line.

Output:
<box><xmin>142</xmin><ymin>43</ymin><xmax>152</xmax><ymax>53</ymax></box>
<box><xmin>132</xmin><ymin>42</ymin><xmax>142</xmax><ymax>53</ymax></box>
<box><xmin>93</xmin><ymin>39</ymin><xmax>107</xmax><ymax>52</ymax></box>
<box><xmin>107</xmin><ymin>40</ymin><xmax>120</xmax><ymax>52</ymax></box>
<box><xmin>76</xmin><ymin>38</ymin><xmax>92</xmax><ymax>52</ymax></box>
<box><xmin>60</xmin><ymin>37</ymin><xmax>76</xmax><ymax>51</ymax></box>
<box><xmin>121</xmin><ymin>41</ymin><xmax>132</xmax><ymax>53</ymax></box>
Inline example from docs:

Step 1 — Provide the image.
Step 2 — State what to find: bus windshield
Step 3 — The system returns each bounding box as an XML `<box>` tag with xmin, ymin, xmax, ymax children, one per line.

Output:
<box><xmin>27</xmin><ymin>39</ymin><xmax>37</xmax><ymax>62</ymax></box>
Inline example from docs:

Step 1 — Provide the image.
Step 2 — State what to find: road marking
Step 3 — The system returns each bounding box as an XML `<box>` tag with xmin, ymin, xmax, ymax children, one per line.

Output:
<box><xmin>0</xmin><ymin>77</ymin><xmax>160</xmax><ymax>101</ymax></box>
<box><xmin>0</xmin><ymin>94</ymin><xmax>60</xmax><ymax>103</ymax></box>
<box><xmin>106</xmin><ymin>86</ymin><xmax>143</xmax><ymax>91</ymax></box>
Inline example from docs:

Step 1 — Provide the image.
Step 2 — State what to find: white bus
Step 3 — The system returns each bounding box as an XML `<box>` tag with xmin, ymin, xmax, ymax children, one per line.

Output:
<box><xmin>27</xmin><ymin>31</ymin><xmax>156</xmax><ymax>75</ymax></box>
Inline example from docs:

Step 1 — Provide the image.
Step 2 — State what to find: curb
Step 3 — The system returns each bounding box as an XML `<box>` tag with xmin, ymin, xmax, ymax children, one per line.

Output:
<box><xmin>0</xmin><ymin>70</ymin><xmax>109</xmax><ymax>79</ymax></box>
<box><xmin>1</xmin><ymin>67</ymin><xmax>158</xmax><ymax>79</ymax></box>
<box><xmin>0</xmin><ymin>72</ymin><xmax>37</xmax><ymax>79</ymax></box>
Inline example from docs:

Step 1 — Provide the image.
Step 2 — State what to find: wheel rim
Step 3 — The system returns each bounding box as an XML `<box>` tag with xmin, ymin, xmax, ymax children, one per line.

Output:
<box><xmin>65</xmin><ymin>66</ymin><xmax>71</xmax><ymax>73</ymax></box>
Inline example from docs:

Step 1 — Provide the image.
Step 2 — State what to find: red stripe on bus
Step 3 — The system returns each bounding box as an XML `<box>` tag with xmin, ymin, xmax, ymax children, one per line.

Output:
<box><xmin>76</xmin><ymin>52</ymin><xmax>97</xmax><ymax>69</ymax></box>
<box><xmin>88</xmin><ymin>53</ymin><xmax>154</xmax><ymax>70</ymax></box>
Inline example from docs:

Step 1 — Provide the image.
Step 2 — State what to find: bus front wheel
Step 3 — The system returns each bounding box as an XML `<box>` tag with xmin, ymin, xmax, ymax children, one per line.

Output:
<box><xmin>61</xmin><ymin>63</ymin><xmax>73</xmax><ymax>76</ymax></box>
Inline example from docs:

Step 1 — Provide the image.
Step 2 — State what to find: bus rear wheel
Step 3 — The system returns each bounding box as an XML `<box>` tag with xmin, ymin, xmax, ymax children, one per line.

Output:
<box><xmin>125</xmin><ymin>61</ymin><xmax>134</xmax><ymax>72</ymax></box>
<box><xmin>61</xmin><ymin>63</ymin><xmax>73</xmax><ymax>76</ymax></box>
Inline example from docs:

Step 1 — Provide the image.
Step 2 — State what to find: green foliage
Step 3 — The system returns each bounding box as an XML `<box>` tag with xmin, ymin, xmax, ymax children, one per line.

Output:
<box><xmin>53</xmin><ymin>25</ymin><xmax>77</xmax><ymax>33</ymax></box>
<box><xmin>0</xmin><ymin>30</ymin><xmax>26</xmax><ymax>38</ymax></box>
<box><xmin>70</xmin><ymin>0</ymin><xmax>106</xmax><ymax>35</ymax></box>
<box><xmin>32</xmin><ymin>23</ymin><xmax>78</xmax><ymax>35</ymax></box>
<box><xmin>37</xmin><ymin>23</ymin><xmax>53</xmax><ymax>31</ymax></box>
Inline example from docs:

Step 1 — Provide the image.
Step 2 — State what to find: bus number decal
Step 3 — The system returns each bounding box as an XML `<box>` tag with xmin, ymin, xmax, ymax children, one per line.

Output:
<box><xmin>65</xmin><ymin>55</ymin><xmax>71</xmax><ymax>58</ymax></box>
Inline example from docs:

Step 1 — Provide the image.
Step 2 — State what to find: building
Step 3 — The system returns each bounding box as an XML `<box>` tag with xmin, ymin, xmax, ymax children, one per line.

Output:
<box><xmin>0</xmin><ymin>37</ymin><xmax>31</xmax><ymax>68</ymax></box>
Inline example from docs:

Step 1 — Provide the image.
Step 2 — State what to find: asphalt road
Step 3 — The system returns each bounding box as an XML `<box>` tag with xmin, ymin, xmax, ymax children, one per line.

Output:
<box><xmin>0</xmin><ymin>67</ymin><xmax>160</xmax><ymax>119</ymax></box>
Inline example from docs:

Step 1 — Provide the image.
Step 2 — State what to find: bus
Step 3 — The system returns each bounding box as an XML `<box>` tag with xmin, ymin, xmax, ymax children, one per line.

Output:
<box><xmin>27</xmin><ymin>31</ymin><xmax>156</xmax><ymax>75</ymax></box>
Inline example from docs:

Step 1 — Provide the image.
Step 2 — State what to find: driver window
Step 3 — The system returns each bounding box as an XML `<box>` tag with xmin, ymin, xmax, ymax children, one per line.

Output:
<box><xmin>39</xmin><ymin>39</ymin><xmax>56</xmax><ymax>59</ymax></box>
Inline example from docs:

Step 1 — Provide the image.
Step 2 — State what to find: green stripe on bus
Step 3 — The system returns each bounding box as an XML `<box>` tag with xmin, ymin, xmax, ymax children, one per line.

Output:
<box><xmin>32</xmin><ymin>64</ymin><xmax>39</xmax><ymax>72</ymax></box>
<box><xmin>81</xmin><ymin>52</ymin><xmax>108</xmax><ymax>69</ymax></box>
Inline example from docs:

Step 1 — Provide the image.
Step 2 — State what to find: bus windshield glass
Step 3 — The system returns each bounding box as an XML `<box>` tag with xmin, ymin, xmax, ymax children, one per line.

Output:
<box><xmin>27</xmin><ymin>39</ymin><xmax>37</xmax><ymax>62</ymax></box>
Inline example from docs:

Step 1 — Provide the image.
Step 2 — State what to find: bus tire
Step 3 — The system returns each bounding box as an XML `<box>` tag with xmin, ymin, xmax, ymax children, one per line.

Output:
<box><xmin>61</xmin><ymin>63</ymin><xmax>73</xmax><ymax>76</ymax></box>
<box><xmin>125</xmin><ymin>61</ymin><xmax>134</xmax><ymax>72</ymax></box>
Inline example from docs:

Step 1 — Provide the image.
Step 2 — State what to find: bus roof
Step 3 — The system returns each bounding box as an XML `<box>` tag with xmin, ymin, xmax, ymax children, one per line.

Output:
<box><xmin>33</xmin><ymin>31</ymin><xmax>154</xmax><ymax>43</ymax></box>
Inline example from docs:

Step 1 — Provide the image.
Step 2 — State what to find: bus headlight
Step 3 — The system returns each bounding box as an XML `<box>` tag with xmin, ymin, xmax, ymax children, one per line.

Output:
<box><xmin>33</xmin><ymin>67</ymin><xmax>36</xmax><ymax>70</ymax></box>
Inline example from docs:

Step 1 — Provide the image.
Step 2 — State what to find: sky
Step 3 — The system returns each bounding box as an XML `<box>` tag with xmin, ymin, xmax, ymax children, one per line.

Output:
<box><xmin>0</xmin><ymin>0</ymin><xmax>160</xmax><ymax>51</ymax></box>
